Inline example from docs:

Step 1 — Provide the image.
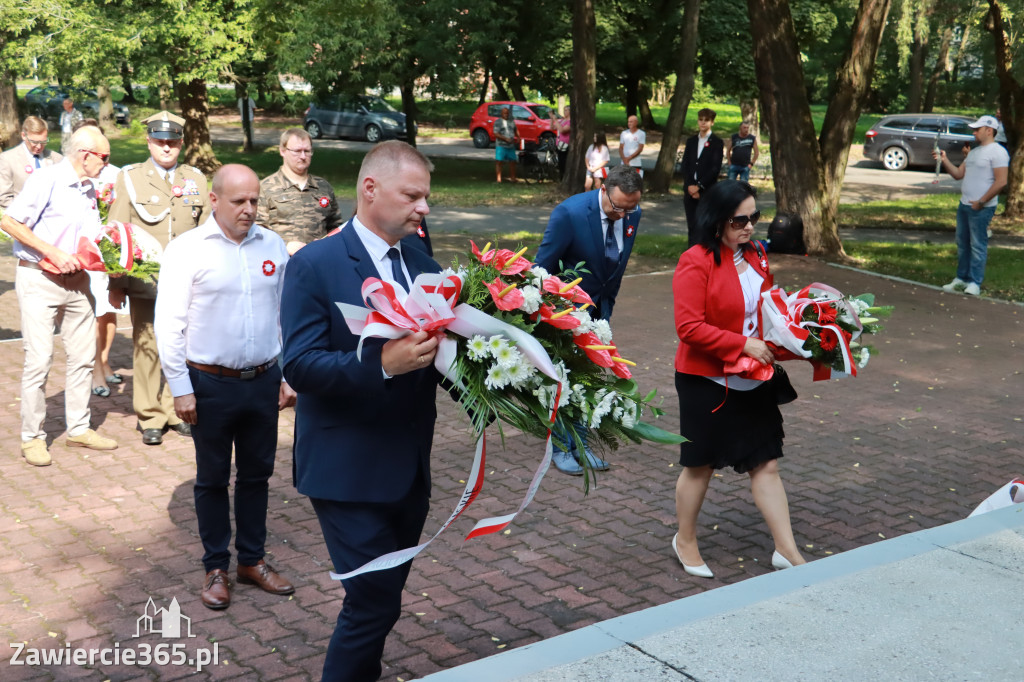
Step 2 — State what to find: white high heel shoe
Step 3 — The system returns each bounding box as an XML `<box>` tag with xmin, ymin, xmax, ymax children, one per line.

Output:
<box><xmin>772</xmin><ymin>550</ymin><xmax>795</xmax><ymax>570</ymax></box>
<box><xmin>673</xmin><ymin>533</ymin><xmax>714</xmax><ymax>579</ymax></box>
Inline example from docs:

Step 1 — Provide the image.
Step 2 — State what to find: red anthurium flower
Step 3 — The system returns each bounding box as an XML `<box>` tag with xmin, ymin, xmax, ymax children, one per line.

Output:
<box><xmin>819</xmin><ymin>328</ymin><xmax>839</xmax><ymax>352</ymax></box>
<box><xmin>538</xmin><ymin>303</ymin><xmax>582</xmax><ymax>330</ymax></box>
<box><xmin>470</xmin><ymin>240</ymin><xmax>497</xmax><ymax>265</ymax></box>
<box><xmin>572</xmin><ymin>331</ymin><xmax>615</xmax><ymax>367</ymax></box>
<box><xmin>540</xmin><ymin>276</ymin><xmax>595</xmax><ymax>307</ymax></box>
<box><xmin>493</xmin><ymin>248</ymin><xmax>532</xmax><ymax>275</ymax></box>
<box><xmin>484</xmin><ymin>277</ymin><xmax>525</xmax><ymax>311</ymax></box>
<box><xmin>609</xmin><ymin>356</ymin><xmax>633</xmax><ymax>379</ymax></box>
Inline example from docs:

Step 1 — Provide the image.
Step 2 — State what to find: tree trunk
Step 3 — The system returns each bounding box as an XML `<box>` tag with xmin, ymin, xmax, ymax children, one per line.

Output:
<box><xmin>639</xmin><ymin>88</ymin><xmax>657</xmax><ymax>130</ymax></box>
<box><xmin>478</xmin><ymin>69</ymin><xmax>490</xmax><ymax>105</ymax></box>
<box><xmin>0</xmin><ymin>71</ymin><xmax>19</xmax><ymax>148</ymax></box>
<box><xmin>401</xmin><ymin>81</ymin><xmax>418</xmax><ymax>148</ymax></box>
<box><xmin>177</xmin><ymin>77</ymin><xmax>220</xmax><ymax>174</ymax></box>
<box><xmin>951</xmin><ymin>23</ymin><xmax>970</xmax><ymax>82</ymax></box>
<box><xmin>234</xmin><ymin>82</ymin><xmax>253</xmax><ymax>153</ymax></box>
<box><xmin>509</xmin><ymin>74</ymin><xmax>527</xmax><ymax>102</ymax></box>
<box><xmin>159</xmin><ymin>80</ymin><xmax>173</xmax><ymax>111</ymax></box>
<box><xmin>923</xmin><ymin>27</ymin><xmax>952</xmax><ymax>112</ymax></box>
<box><xmin>747</xmin><ymin>0</ymin><xmax>831</xmax><ymax>255</ymax></box>
<box><xmin>623</xmin><ymin>73</ymin><xmax>640</xmax><ymax>117</ymax></box>
<box><xmin>561</xmin><ymin>0</ymin><xmax>596</xmax><ymax>195</ymax></box>
<box><xmin>493</xmin><ymin>76</ymin><xmax>510</xmax><ymax>101</ymax></box>
<box><xmin>120</xmin><ymin>62</ymin><xmax>137</xmax><ymax>104</ymax></box>
<box><xmin>648</xmin><ymin>0</ymin><xmax>700</xmax><ymax>194</ymax></box>
<box><xmin>740</xmin><ymin>98</ymin><xmax>760</xmax><ymax>137</ymax></box>
<box><xmin>985</xmin><ymin>0</ymin><xmax>1024</xmax><ymax>217</ymax></box>
<box><xmin>96</xmin><ymin>85</ymin><xmax>115</xmax><ymax>132</ymax></box>
<box><xmin>818</xmin><ymin>0</ymin><xmax>893</xmax><ymax>258</ymax></box>
<box><xmin>906</xmin><ymin>37</ymin><xmax>927</xmax><ymax>112</ymax></box>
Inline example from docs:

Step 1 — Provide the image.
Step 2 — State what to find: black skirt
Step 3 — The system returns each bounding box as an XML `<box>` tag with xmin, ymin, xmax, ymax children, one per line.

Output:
<box><xmin>675</xmin><ymin>372</ymin><xmax>785</xmax><ymax>474</ymax></box>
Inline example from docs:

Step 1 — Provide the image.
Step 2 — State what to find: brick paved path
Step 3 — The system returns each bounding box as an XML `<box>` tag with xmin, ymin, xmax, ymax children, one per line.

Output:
<box><xmin>0</xmin><ymin>252</ymin><xmax>1020</xmax><ymax>681</ymax></box>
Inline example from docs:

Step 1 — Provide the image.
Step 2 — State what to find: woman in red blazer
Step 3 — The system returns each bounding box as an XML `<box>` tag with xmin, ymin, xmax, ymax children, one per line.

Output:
<box><xmin>670</xmin><ymin>180</ymin><xmax>806</xmax><ymax>579</ymax></box>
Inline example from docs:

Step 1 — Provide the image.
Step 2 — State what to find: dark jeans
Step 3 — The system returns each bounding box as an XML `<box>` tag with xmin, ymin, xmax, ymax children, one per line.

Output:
<box><xmin>190</xmin><ymin>364</ymin><xmax>280</xmax><ymax>572</ymax></box>
<box><xmin>312</xmin><ymin>481</ymin><xmax>430</xmax><ymax>682</ymax></box>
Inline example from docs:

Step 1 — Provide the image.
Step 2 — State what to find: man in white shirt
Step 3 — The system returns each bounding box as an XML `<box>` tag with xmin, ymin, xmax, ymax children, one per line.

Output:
<box><xmin>618</xmin><ymin>115</ymin><xmax>646</xmax><ymax>176</ymax></box>
<box><xmin>155</xmin><ymin>164</ymin><xmax>296</xmax><ymax>610</ymax></box>
<box><xmin>58</xmin><ymin>98</ymin><xmax>84</xmax><ymax>154</ymax></box>
<box><xmin>933</xmin><ymin>115</ymin><xmax>1009</xmax><ymax>296</ymax></box>
<box><xmin>0</xmin><ymin>126</ymin><xmax>118</xmax><ymax>466</ymax></box>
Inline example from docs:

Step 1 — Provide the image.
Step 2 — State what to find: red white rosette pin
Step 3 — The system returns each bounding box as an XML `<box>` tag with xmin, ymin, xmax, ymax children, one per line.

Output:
<box><xmin>318</xmin><ymin>196</ymin><xmax>330</xmax><ymax>208</ymax></box>
<box><xmin>24</xmin><ymin>164</ymin><xmax>33</xmax><ymax>174</ymax></box>
<box><xmin>262</xmin><ymin>260</ymin><xmax>276</xmax><ymax>276</ymax></box>
<box><xmin>417</xmin><ymin>226</ymin><xmax>426</xmax><ymax>238</ymax></box>
<box><xmin>172</xmin><ymin>185</ymin><xmax>183</xmax><ymax>197</ymax></box>
<box><xmin>626</xmin><ymin>225</ymin><xmax>634</xmax><ymax>238</ymax></box>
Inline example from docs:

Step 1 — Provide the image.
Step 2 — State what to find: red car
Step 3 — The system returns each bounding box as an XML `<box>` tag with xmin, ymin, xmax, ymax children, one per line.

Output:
<box><xmin>470</xmin><ymin>101</ymin><xmax>558</xmax><ymax>148</ymax></box>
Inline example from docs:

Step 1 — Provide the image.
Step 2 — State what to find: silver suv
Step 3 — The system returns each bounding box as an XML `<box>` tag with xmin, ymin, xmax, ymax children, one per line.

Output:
<box><xmin>863</xmin><ymin>114</ymin><xmax>975</xmax><ymax>171</ymax></box>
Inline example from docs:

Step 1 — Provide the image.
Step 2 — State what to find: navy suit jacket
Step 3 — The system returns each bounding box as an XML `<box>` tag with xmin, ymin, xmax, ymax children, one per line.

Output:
<box><xmin>534</xmin><ymin>189</ymin><xmax>640</xmax><ymax>320</ymax></box>
<box><xmin>281</xmin><ymin>221</ymin><xmax>442</xmax><ymax>504</ymax></box>
<box><xmin>681</xmin><ymin>133</ymin><xmax>724</xmax><ymax>192</ymax></box>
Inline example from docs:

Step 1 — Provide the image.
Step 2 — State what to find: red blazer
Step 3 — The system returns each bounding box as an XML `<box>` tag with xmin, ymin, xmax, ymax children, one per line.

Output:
<box><xmin>673</xmin><ymin>244</ymin><xmax>773</xmax><ymax>376</ymax></box>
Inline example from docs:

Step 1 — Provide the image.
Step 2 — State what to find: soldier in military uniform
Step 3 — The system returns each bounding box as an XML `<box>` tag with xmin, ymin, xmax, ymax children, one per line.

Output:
<box><xmin>257</xmin><ymin>128</ymin><xmax>343</xmax><ymax>254</ymax></box>
<box><xmin>109</xmin><ymin>111</ymin><xmax>208</xmax><ymax>445</ymax></box>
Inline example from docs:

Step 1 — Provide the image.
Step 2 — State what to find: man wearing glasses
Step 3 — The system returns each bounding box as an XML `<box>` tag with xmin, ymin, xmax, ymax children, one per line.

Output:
<box><xmin>0</xmin><ymin>126</ymin><xmax>119</xmax><ymax>466</ymax></box>
<box><xmin>257</xmin><ymin>128</ymin><xmax>343</xmax><ymax>255</ymax></box>
<box><xmin>109</xmin><ymin>110</ymin><xmax>208</xmax><ymax>445</ymax></box>
<box><xmin>0</xmin><ymin>116</ymin><xmax>63</xmax><ymax>209</ymax></box>
<box><xmin>535</xmin><ymin>164</ymin><xmax>643</xmax><ymax>475</ymax></box>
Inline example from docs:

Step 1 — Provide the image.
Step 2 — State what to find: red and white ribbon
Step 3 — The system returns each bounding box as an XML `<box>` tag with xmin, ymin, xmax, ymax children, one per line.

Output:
<box><xmin>332</xmin><ymin>272</ymin><xmax>564</xmax><ymax>580</ymax></box>
<box><xmin>761</xmin><ymin>283</ymin><xmax>863</xmax><ymax>381</ymax></box>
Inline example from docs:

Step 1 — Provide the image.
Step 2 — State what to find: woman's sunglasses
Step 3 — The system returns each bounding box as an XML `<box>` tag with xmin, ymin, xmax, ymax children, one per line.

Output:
<box><xmin>726</xmin><ymin>210</ymin><xmax>761</xmax><ymax>229</ymax></box>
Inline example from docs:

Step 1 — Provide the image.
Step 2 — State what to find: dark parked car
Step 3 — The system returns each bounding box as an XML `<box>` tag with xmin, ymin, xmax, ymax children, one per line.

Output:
<box><xmin>303</xmin><ymin>95</ymin><xmax>412</xmax><ymax>142</ymax></box>
<box><xmin>24</xmin><ymin>85</ymin><xmax>131</xmax><ymax>126</ymax></box>
<box><xmin>863</xmin><ymin>114</ymin><xmax>975</xmax><ymax>171</ymax></box>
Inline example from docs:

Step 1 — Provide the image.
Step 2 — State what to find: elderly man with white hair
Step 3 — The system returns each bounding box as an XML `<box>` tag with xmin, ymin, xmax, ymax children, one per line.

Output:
<box><xmin>0</xmin><ymin>126</ymin><xmax>119</xmax><ymax>466</ymax></box>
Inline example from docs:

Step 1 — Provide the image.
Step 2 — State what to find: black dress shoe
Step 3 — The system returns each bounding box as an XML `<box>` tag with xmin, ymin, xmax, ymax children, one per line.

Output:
<box><xmin>141</xmin><ymin>428</ymin><xmax>163</xmax><ymax>445</ymax></box>
<box><xmin>168</xmin><ymin>422</ymin><xmax>192</xmax><ymax>437</ymax></box>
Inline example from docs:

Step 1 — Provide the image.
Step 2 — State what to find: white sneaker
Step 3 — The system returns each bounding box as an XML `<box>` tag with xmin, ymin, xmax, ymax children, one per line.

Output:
<box><xmin>964</xmin><ymin>283</ymin><xmax>980</xmax><ymax>296</ymax></box>
<box><xmin>942</xmin><ymin>278</ymin><xmax>967</xmax><ymax>293</ymax></box>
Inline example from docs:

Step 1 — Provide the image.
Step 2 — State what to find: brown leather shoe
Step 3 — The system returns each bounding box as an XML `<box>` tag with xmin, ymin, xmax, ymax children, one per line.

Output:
<box><xmin>201</xmin><ymin>569</ymin><xmax>231</xmax><ymax>610</ymax></box>
<box><xmin>237</xmin><ymin>560</ymin><xmax>294</xmax><ymax>595</ymax></box>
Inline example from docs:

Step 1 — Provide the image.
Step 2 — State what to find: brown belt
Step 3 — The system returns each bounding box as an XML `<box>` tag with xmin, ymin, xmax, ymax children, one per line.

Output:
<box><xmin>18</xmin><ymin>259</ymin><xmax>43</xmax><ymax>271</ymax></box>
<box><xmin>186</xmin><ymin>358</ymin><xmax>277</xmax><ymax>380</ymax></box>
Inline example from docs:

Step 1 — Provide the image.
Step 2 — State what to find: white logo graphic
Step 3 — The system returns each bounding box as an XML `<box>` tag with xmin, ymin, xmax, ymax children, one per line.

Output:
<box><xmin>134</xmin><ymin>597</ymin><xmax>195</xmax><ymax>639</ymax></box>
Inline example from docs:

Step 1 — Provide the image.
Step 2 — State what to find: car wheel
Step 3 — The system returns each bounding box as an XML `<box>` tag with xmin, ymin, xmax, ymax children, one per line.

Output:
<box><xmin>365</xmin><ymin>124</ymin><xmax>382</xmax><ymax>143</ymax></box>
<box><xmin>305</xmin><ymin>120</ymin><xmax>323</xmax><ymax>139</ymax></box>
<box><xmin>882</xmin><ymin>146</ymin><xmax>908</xmax><ymax>171</ymax></box>
<box><xmin>472</xmin><ymin>128</ymin><xmax>491</xmax><ymax>149</ymax></box>
<box><xmin>540</xmin><ymin>132</ymin><xmax>555</xmax><ymax>144</ymax></box>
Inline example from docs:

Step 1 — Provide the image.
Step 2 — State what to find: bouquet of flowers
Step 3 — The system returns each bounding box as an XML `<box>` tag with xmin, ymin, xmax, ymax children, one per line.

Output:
<box><xmin>97</xmin><ymin>182</ymin><xmax>115</xmax><ymax>222</ymax></box>
<box><xmin>331</xmin><ymin>241</ymin><xmax>682</xmax><ymax>580</ymax></box>
<box><xmin>94</xmin><ymin>221</ymin><xmax>161</xmax><ymax>281</ymax></box>
<box><xmin>739</xmin><ymin>283</ymin><xmax>893</xmax><ymax>381</ymax></box>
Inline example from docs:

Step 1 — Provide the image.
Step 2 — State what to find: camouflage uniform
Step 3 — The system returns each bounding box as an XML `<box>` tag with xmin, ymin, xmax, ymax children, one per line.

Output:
<box><xmin>257</xmin><ymin>168</ymin><xmax>343</xmax><ymax>244</ymax></box>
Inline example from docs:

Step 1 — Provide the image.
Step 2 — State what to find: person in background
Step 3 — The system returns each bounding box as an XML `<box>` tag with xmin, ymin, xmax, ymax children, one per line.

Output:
<box><xmin>681</xmin><ymin>108</ymin><xmax>724</xmax><ymax>245</ymax></box>
<box><xmin>671</xmin><ymin>179</ymin><xmax>805</xmax><ymax>579</ymax></box>
<box><xmin>59</xmin><ymin>98</ymin><xmax>84</xmax><ymax>154</ymax></box>
<box><xmin>0</xmin><ymin>116</ymin><xmax>63</xmax><ymax>209</ymax></box>
<box><xmin>550</xmin><ymin>105</ymin><xmax>571</xmax><ymax>179</ymax></box>
<box><xmin>493</xmin><ymin>106</ymin><xmax>518</xmax><ymax>183</ymax></box>
<box><xmin>618</xmin><ymin>115</ymin><xmax>646</xmax><ymax>177</ymax></box>
<box><xmin>726</xmin><ymin>121</ymin><xmax>759</xmax><ymax>182</ymax></box>
<box><xmin>933</xmin><ymin>115</ymin><xmax>1009</xmax><ymax>297</ymax></box>
<box><xmin>585</xmin><ymin>131</ymin><xmax>611</xmax><ymax>190</ymax></box>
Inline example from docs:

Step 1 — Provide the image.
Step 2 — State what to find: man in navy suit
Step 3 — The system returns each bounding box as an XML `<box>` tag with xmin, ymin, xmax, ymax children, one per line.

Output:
<box><xmin>281</xmin><ymin>141</ymin><xmax>442</xmax><ymax>682</ymax></box>
<box><xmin>535</xmin><ymin>164</ymin><xmax>643</xmax><ymax>475</ymax></box>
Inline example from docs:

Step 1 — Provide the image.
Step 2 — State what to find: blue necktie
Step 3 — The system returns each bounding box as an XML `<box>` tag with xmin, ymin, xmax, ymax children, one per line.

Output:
<box><xmin>34</xmin><ymin>155</ymin><xmax>41</xmax><ymax>168</ymax></box>
<box><xmin>387</xmin><ymin>248</ymin><xmax>409</xmax><ymax>292</ymax></box>
<box><xmin>604</xmin><ymin>219</ymin><xmax>620</xmax><ymax>272</ymax></box>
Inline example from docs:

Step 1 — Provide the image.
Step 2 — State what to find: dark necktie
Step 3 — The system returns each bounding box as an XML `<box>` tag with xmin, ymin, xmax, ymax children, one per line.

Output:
<box><xmin>604</xmin><ymin>219</ymin><xmax>620</xmax><ymax>272</ymax></box>
<box><xmin>34</xmin><ymin>155</ymin><xmax>41</xmax><ymax>168</ymax></box>
<box><xmin>387</xmin><ymin>247</ymin><xmax>409</xmax><ymax>292</ymax></box>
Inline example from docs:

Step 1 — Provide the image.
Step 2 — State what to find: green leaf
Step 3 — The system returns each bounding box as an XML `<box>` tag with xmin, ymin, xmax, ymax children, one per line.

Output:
<box><xmin>622</xmin><ymin>421</ymin><xmax>687</xmax><ymax>444</ymax></box>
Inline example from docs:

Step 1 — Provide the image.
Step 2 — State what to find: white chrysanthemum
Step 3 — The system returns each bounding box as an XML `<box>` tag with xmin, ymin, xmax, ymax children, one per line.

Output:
<box><xmin>485</xmin><ymin>364</ymin><xmax>511</xmax><ymax>390</ymax></box>
<box><xmin>520</xmin><ymin>285</ymin><xmax>543</xmax><ymax>314</ymax></box>
<box><xmin>507</xmin><ymin>361</ymin><xmax>535</xmax><ymax>387</ymax></box>
<box><xmin>440</xmin><ymin>266</ymin><xmax>458</xmax><ymax>278</ymax></box>
<box><xmin>533</xmin><ymin>384</ymin><xmax>556</xmax><ymax>411</ymax></box>
<box><xmin>493</xmin><ymin>344</ymin><xmax>522</xmax><ymax>369</ymax></box>
<box><xmin>592</xmin><ymin>319</ymin><xmax>613</xmax><ymax>345</ymax></box>
<box><xmin>487</xmin><ymin>335</ymin><xmax>509</xmax><ymax>355</ymax></box>
<box><xmin>849</xmin><ymin>298</ymin><xmax>870</xmax><ymax>315</ymax></box>
<box><xmin>857</xmin><ymin>347</ymin><xmax>870</xmax><ymax>369</ymax></box>
<box><xmin>589</xmin><ymin>391</ymin><xmax>617</xmax><ymax>429</ymax></box>
<box><xmin>528</xmin><ymin>266</ymin><xmax>550</xmax><ymax>285</ymax></box>
<box><xmin>466</xmin><ymin>335</ymin><xmax>489</xmax><ymax>361</ymax></box>
<box><xmin>569</xmin><ymin>311</ymin><xmax>594</xmax><ymax>336</ymax></box>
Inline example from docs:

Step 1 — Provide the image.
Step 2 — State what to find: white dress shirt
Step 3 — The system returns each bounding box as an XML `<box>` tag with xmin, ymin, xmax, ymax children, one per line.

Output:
<box><xmin>351</xmin><ymin>216</ymin><xmax>413</xmax><ymax>293</ymax></box>
<box><xmin>155</xmin><ymin>214</ymin><xmax>290</xmax><ymax>397</ymax></box>
<box><xmin>596</xmin><ymin>192</ymin><xmax>623</xmax><ymax>253</ymax></box>
<box><xmin>6</xmin><ymin>159</ymin><xmax>101</xmax><ymax>262</ymax></box>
